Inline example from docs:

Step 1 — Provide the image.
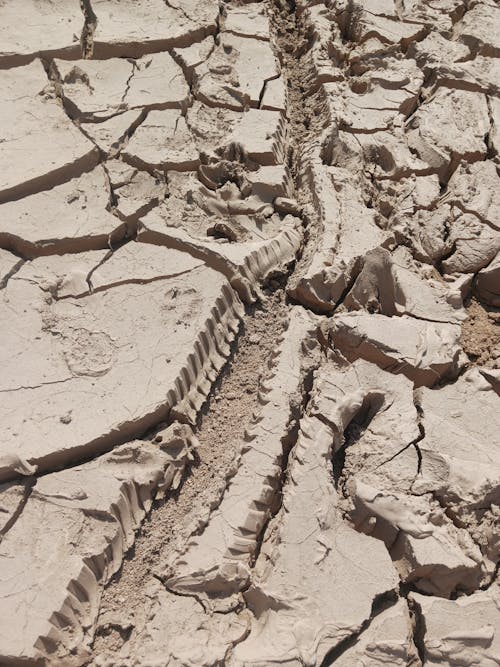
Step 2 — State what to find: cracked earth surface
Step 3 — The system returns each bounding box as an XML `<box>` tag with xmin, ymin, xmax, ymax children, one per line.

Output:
<box><xmin>0</xmin><ymin>0</ymin><xmax>499</xmax><ymax>665</ymax></box>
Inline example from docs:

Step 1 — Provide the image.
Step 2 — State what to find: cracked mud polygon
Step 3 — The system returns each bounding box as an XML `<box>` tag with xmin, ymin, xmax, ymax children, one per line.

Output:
<box><xmin>0</xmin><ymin>0</ymin><xmax>499</xmax><ymax>665</ymax></box>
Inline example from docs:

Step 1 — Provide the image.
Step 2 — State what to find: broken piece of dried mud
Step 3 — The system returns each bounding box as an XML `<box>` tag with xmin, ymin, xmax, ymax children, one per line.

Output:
<box><xmin>0</xmin><ymin>166</ymin><xmax>129</xmax><ymax>258</ymax></box>
<box><xmin>194</xmin><ymin>33</ymin><xmax>280</xmax><ymax>111</ymax></box>
<box><xmin>90</xmin><ymin>0</ymin><xmax>219</xmax><ymax>59</ymax></box>
<box><xmin>411</xmin><ymin>587</ymin><xmax>500</xmax><ymax>666</ymax></box>
<box><xmin>0</xmin><ymin>0</ymin><xmax>83</xmax><ymax>68</ymax></box>
<box><xmin>0</xmin><ymin>244</ymin><xmax>243</xmax><ymax>481</ymax></box>
<box><xmin>54</xmin><ymin>53</ymin><xmax>189</xmax><ymax>121</ymax></box>
<box><xmin>327</xmin><ymin>311</ymin><xmax>465</xmax><ymax>387</ymax></box>
<box><xmin>0</xmin><ymin>61</ymin><xmax>99</xmax><ymax>204</ymax></box>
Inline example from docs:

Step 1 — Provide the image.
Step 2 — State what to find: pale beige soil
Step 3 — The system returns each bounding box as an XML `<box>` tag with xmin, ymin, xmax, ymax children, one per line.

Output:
<box><xmin>0</xmin><ymin>0</ymin><xmax>499</xmax><ymax>665</ymax></box>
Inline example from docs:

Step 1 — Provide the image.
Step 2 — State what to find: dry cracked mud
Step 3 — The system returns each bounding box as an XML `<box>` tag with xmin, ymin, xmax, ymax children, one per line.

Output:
<box><xmin>0</xmin><ymin>0</ymin><xmax>499</xmax><ymax>665</ymax></box>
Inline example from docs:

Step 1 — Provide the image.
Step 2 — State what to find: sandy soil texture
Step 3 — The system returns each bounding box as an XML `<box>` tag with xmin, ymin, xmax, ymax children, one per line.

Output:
<box><xmin>0</xmin><ymin>0</ymin><xmax>499</xmax><ymax>665</ymax></box>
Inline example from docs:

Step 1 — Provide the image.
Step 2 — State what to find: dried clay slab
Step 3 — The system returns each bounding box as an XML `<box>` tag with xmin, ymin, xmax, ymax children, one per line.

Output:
<box><xmin>53</xmin><ymin>53</ymin><xmax>189</xmax><ymax>121</ymax></box>
<box><xmin>327</xmin><ymin>311</ymin><xmax>465</xmax><ymax>387</ymax></box>
<box><xmin>411</xmin><ymin>587</ymin><xmax>500</xmax><ymax>667</ymax></box>
<box><xmin>194</xmin><ymin>33</ymin><xmax>280</xmax><ymax>110</ymax></box>
<box><xmin>90</xmin><ymin>0</ymin><xmax>219</xmax><ymax>59</ymax></box>
<box><xmin>0</xmin><ymin>165</ymin><xmax>130</xmax><ymax>258</ymax></box>
<box><xmin>0</xmin><ymin>243</ymin><xmax>244</xmax><ymax>481</ymax></box>
<box><xmin>0</xmin><ymin>60</ymin><xmax>98</xmax><ymax>204</ymax></box>
<box><xmin>0</xmin><ymin>0</ymin><xmax>83</xmax><ymax>68</ymax></box>
<box><xmin>310</xmin><ymin>359</ymin><xmax>485</xmax><ymax>597</ymax></box>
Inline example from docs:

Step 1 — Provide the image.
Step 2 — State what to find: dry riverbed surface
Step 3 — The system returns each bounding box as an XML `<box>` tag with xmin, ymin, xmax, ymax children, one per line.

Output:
<box><xmin>0</xmin><ymin>0</ymin><xmax>499</xmax><ymax>665</ymax></box>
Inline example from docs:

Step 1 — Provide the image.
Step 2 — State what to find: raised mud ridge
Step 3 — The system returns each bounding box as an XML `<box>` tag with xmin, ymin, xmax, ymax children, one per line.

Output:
<box><xmin>0</xmin><ymin>0</ymin><xmax>499</xmax><ymax>665</ymax></box>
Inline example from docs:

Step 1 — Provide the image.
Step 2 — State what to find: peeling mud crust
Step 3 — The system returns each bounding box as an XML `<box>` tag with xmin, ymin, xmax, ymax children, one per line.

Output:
<box><xmin>0</xmin><ymin>0</ymin><xmax>499</xmax><ymax>664</ymax></box>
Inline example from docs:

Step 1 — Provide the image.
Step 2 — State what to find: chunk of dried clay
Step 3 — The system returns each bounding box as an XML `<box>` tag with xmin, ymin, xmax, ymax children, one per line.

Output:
<box><xmin>476</xmin><ymin>253</ymin><xmax>500</xmax><ymax>307</ymax></box>
<box><xmin>414</xmin><ymin>369</ymin><xmax>500</xmax><ymax>568</ymax></box>
<box><xmin>224</xmin><ymin>3</ymin><xmax>270</xmax><ymax>40</ymax></box>
<box><xmin>309</xmin><ymin>359</ymin><xmax>420</xmax><ymax>494</ymax></box>
<box><xmin>445</xmin><ymin>161</ymin><xmax>500</xmax><ymax>230</ymax></box>
<box><xmin>442</xmin><ymin>208</ymin><xmax>500</xmax><ymax>275</ymax></box>
<box><xmin>408</xmin><ymin>31</ymin><xmax>470</xmax><ymax>67</ymax></box>
<box><xmin>138</xmin><ymin>212</ymin><xmax>302</xmax><ymax>303</ymax></box>
<box><xmin>327</xmin><ymin>311</ymin><xmax>465</xmax><ymax>387</ymax></box>
<box><xmin>338</xmin><ymin>10</ymin><xmax>427</xmax><ymax>47</ymax></box>
<box><xmin>232</xmin><ymin>416</ymin><xmax>398</xmax><ymax>666</ymax></box>
<box><xmin>400</xmin><ymin>0</ymin><xmax>465</xmax><ymax>33</ymax></box>
<box><xmin>456</xmin><ymin>3</ymin><xmax>500</xmax><ymax>58</ymax></box>
<box><xmin>260</xmin><ymin>76</ymin><xmax>286</xmax><ymax>111</ymax></box>
<box><xmin>406</xmin><ymin>88</ymin><xmax>490</xmax><ymax>182</ymax></box>
<box><xmin>344</xmin><ymin>247</ymin><xmax>466</xmax><ymax>323</ymax></box>
<box><xmin>106</xmin><ymin>160</ymin><xmax>166</xmax><ymax>220</ymax></box>
<box><xmin>434</xmin><ymin>56</ymin><xmax>500</xmax><ymax>96</ymax></box>
<box><xmin>324</xmin><ymin>58</ymin><xmax>423</xmax><ymax>133</ymax></box>
<box><xmin>288</xmin><ymin>165</ymin><xmax>391</xmax><ymax>312</ymax></box>
<box><xmin>411</xmin><ymin>587</ymin><xmax>500</xmax><ymax>667</ymax></box>
<box><xmin>246</xmin><ymin>165</ymin><xmax>289</xmax><ymax>202</ymax></box>
<box><xmin>80</xmin><ymin>109</ymin><xmax>145</xmax><ymax>157</ymax></box>
<box><xmin>0</xmin><ymin>442</ymin><xmax>189</xmax><ymax>663</ymax></box>
<box><xmin>0</xmin><ymin>244</ymin><xmax>243</xmax><ymax>481</ymax></box>
<box><xmin>91</xmin><ymin>0</ymin><xmax>219</xmax><ymax>59</ymax></box>
<box><xmin>122</xmin><ymin>109</ymin><xmax>199</xmax><ymax>171</ymax></box>
<box><xmin>0</xmin><ymin>166</ymin><xmax>129</xmax><ymax>258</ymax></box>
<box><xmin>0</xmin><ymin>61</ymin><xmax>99</xmax><ymax>204</ymax></box>
<box><xmin>348</xmin><ymin>128</ymin><xmax>431</xmax><ymax>179</ymax></box>
<box><xmin>0</xmin><ymin>0</ymin><xmax>82</xmax><ymax>67</ymax></box>
<box><xmin>414</xmin><ymin>369</ymin><xmax>500</xmax><ymax>512</ymax></box>
<box><xmin>54</xmin><ymin>53</ymin><xmax>189</xmax><ymax>121</ymax></box>
<box><xmin>130</xmin><ymin>580</ymin><xmax>249</xmax><ymax>666</ymax></box>
<box><xmin>392</xmin><ymin>205</ymin><xmax>450</xmax><ymax>265</ymax></box>
<box><xmin>165</xmin><ymin>307</ymin><xmax>320</xmax><ymax>599</ymax></box>
<box><xmin>349</xmin><ymin>482</ymin><xmax>484</xmax><ymax>597</ymax></box>
<box><xmin>333</xmin><ymin>599</ymin><xmax>418</xmax><ymax>667</ymax></box>
<box><xmin>185</xmin><ymin>102</ymin><xmax>242</xmax><ymax>159</ymax></box>
<box><xmin>311</xmin><ymin>359</ymin><xmax>486</xmax><ymax>595</ymax></box>
<box><xmin>222</xmin><ymin>109</ymin><xmax>286</xmax><ymax>166</ymax></box>
<box><xmin>194</xmin><ymin>33</ymin><xmax>279</xmax><ymax>111</ymax></box>
<box><xmin>173</xmin><ymin>36</ymin><xmax>215</xmax><ymax>79</ymax></box>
